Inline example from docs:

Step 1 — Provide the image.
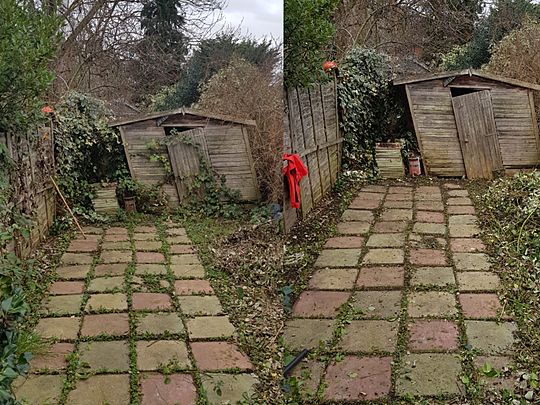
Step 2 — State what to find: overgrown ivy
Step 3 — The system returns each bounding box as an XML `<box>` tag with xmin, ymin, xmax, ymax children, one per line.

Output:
<box><xmin>53</xmin><ymin>91</ymin><xmax>128</xmax><ymax>214</ymax></box>
<box><xmin>337</xmin><ymin>48</ymin><xmax>397</xmax><ymax>173</ymax></box>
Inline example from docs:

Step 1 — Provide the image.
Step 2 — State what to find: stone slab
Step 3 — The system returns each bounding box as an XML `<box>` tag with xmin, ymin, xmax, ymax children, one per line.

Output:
<box><xmin>412</xmin><ymin>223</ymin><xmax>447</xmax><ymax>235</ymax></box>
<box><xmin>416</xmin><ymin>211</ymin><xmax>445</xmax><ymax>223</ymax></box>
<box><xmin>43</xmin><ymin>294</ymin><xmax>83</xmax><ymax>315</ymax></box>
<box><xmin>454</xmin><ymin>253</ymin><xmax>491</xmax><ymax>271</ymax></box>
<box><xmin>80</xmin><ymin>313</ymin><xmax>130</xmax><ymax>337</ymax></box>
<box><xmin>450</xmin><ymin>238</ymin><xmax>486</xmax><ymax>252</ymax></box>
<box><xmin>174</xmin><ymin>279</ymin><xmax>214</xmax><ymax>295</ymax></box>
<box><xmin>314</xmin><ymin>249</ymin><xmax>362</xmax><ymax>267</ymax></box>
<box><xmin>132</xmin><ymin>293</ymin><xmax>173</xmax><ymax>311</ymax></box>
<box><xmin>171</xmin><ymin>264</ymin><xmax>205</xmax><ymax>279</ymax></box>
<box><xmin>409</xmin><ymin>249</ymin><xmax>447</xmax><ymax>266</ymax></box>
<box><xmin>49</xmin><ymin>281</ymin><xmax>85</xmax><ymax>295</ymax></box>
<box><xmin>352</xmin><ymin>290</ymin><xmax>401</xmax><ymax>319</ymax></box>
<box><xmin>380</xmin><ymin>209</ymin><xmax>412</xmax><ymax>221</ymax></box>
<box><xmin>408</xmin><ymin>319</ymin><xmax>459</xmax><ymax>351</ymax></box>
<box><xmin>362</xmin><ymin>249</ymin><xmax>404</xmax><ymax>264</ymax></box>
<box><xmin>336</xmin><ymin>221</ymin><xmax>371</xmax><ymax>235</ymax></box>
<box><xmin>342</xmin><ymin>210</ymin><xmax>374</xmax><ymax>222</ymax></box>
<box><xmin>135</xmin><ymin>264</ymin><xmax>168</xmax><ymax>275</ymax></box>
<box><xmin>56</xmin><ymin>265</ymin><xmax>91</xmax><ymax>280</ymax></box>
<box><xmin>309</xmin><ymin>268</ymin><xmax>358</xmax><ymax>290</ymax></box>
<box><xmin>187</xmin><ymin>316</ymin><xmax>235</xmax><ymax>340</ymax></box>
<box><xmin>85</xmin><ymin>293</ymin><xmax>128</xmax><ymax>312</ymax></box>
<box><xmin>283</xmin><ymin>319</ymin><xmax>334</xmax><ymax>351</ymax></box>
<box><xmin>449</xmin><ymin>224</ymin><xmax>480</xmax><ymax>238</ymax></box>
<box><xmin>177</xmin><ymin>295</ymin><xmax>224</xmax><ymax>316</ymax></box>
<box><xmin>357</xmin><ymin>266</ymin><xmax>404</xmax><ymax>288</ymax></box>
<box><xmin>14</xmin><ymin>374</ymin><xmax>64</xmax><ymax>405</ymax></box>
<box><xmin>292</xmin><ymin>290</ymin><xmax>350</xmax><ymax>317</ymax></box>
<box><xmin>338</xmin><ymin>320</ymin><xmax>398</xmax><ymax>353</ymax></box>
<box><xmin>29</xmin><ymin>342</ymin><xmax>74</xmax><ymax>372</ymax></box>
<box><xmin>140</xmin><ymin>373</ymin><xmax>196</xmax><ymax>405</ymax></box>
<box><xmin>366</xmin><ymin>233</ymin><xmax>405</xmax><ymax>247</ymax></box>
<box><xmin>79</xmin><ymin>340</ymin><xmax>130</xmax><ymax>371</ymax></box>
<box><xmin>372</xmin><ymin>221</ymin><xmax>408</xmax><ymax>233</ymax></box>
<box><xmin>35</xmin><ymin>317</ymin><xmax>80</xmax><ymax>340</ymax></box>
<box><xmin>137</xmin><ymin>340</ymin><xmax>191</xmax><ymax>370</ymax></box>
<box><xmin>137</xmin><ymin>252</ymin><xmax>166</xmax><ymax>264</ymax></box>
<box><xmin>411</xmin><ymin>267</ymin><xmax>455</xmax><ymax>287</ymax></box>
<box><xmin>465</xmin><ymin>321</ymin><xmax>517</xmax><ymax>354</ymax></box>
<box><xmin>460</xmin><ymin>293</ymin><xmax>503</xmax><ymax>319</ymax></box>
<box><xmin>456</xmin><ymin>272</ymin><xmax>500</xmax><ymax>292</ymax></box>
<box><xmin>201</xmin><ymin>373</ymin><xmax>258</xmax><ymax>405</ymax></box>
<box><xmin>101</xmin><ymin>250</ymin><xmax>132</xmax><ymax>264</ymax></box>
<box><xmin>137</xmin><ymin>312</ymin><xmax>185</xmax><ymax>335</ymax></box>
<box><xmin>61</xmin><ymin>253</ymin><xmax>93</xmax><ymax>265</ymax></box>
<box><xmin>94</xmin><ymin>263</ymin><xmax>128</xmax><ymax>277</ymax></box>
<box><xmin>408</xmin><ymin>292</ymin><xmax>457</xmax><ymax>318</ymax></box>
<box><xmin>88</xmin><ymin>276</ymin><xmax>125</xmax><ymax>293</ymax></box>
<box><xmin>324</xmin><ymin>236</ymin><xmax>364</xmax><ymax>249</ymax></box>
<box><xmin>191</xmin><ymin>342</ymin><xmax>252</xmax><ymax>371</ymax></box>
<box><xmin>66</xmin><ymin>374</ymin><xmax>130</xmax><ymax>405</ymax></box>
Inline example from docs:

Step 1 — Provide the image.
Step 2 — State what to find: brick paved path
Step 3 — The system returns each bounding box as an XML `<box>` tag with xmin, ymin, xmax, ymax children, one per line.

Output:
<box><xmin>285</xmin><ymin>181</ymin><xmax>516</xmax><ymax>401</ymax></box>
<box><xmin>14</xmin><ymin>223</ymin><xmax>257</xmax><ymax>405</ymax></box>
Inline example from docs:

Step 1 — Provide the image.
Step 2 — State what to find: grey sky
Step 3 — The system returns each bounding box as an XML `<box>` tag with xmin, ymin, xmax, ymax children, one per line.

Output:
<box><xmin>215</xmin><ymin>0</ymin><xmax>283</xmax><ymax>40</ymax></box>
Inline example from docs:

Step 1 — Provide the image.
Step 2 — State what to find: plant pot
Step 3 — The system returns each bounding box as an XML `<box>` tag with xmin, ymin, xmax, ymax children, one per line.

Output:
<box><xmin>124</xmin><ymin>196</ymin><xmax>136</xmax><ymax>213</ymax></box>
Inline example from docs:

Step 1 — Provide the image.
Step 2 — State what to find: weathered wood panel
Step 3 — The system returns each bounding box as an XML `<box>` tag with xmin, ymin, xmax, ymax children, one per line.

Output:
<box><xmin>283</xmin><ymin>80</ymin><xmax>342</xmax><ymax>231</ymax></box>
<box><xmin>452</xmin><ymin>90</ymin><xmax>503</xmax><ymax>179</ymax></box>
<box><xmin>406</xmin><ymin>81</ymin><xmax>466</xmax><ymax>177</ymax></box>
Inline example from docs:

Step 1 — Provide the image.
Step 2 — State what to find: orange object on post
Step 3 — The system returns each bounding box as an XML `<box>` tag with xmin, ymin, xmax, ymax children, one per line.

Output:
<box><xmin>408</xmin><ymin>155</ymin><xmax>422</xmax><ymax>176</ymax></box>
<box><xmin>283</xmin><ymin>154</ymin><xmax>308</xmax><ymax>209</ymax></box>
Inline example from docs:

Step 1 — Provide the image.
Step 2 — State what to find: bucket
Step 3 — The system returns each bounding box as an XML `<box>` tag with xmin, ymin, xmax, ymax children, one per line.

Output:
<box><xmin>408</xmin><ymin>156</ymin><xmax>421</xmax><ymax>176</ymax></box>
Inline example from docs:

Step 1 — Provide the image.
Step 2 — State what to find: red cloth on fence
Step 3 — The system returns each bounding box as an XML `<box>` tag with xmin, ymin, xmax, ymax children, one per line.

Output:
<box><xmin>283</xmin><ymin>153</ymin><xmax>308</xmax><ymax>209</ymax></box>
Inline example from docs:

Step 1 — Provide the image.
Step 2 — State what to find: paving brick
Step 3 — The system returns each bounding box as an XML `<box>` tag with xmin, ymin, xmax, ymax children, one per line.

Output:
<box><xmin>88</xmin><ymin>276</ymin><xmax>124</xmax><ymax>293</ymax></box>
<box><xmin>336</xmin><ymin>221</ymin><xmax>371</xmax><ymax>235</ymax></box>
<box><xmin>136</xmin><ymin>241</ymin><xmax>163</xmax><ymax>251</ymax></box>
<box><xmin>366</xmin><ymin>233</ymin><xmax>405</xmax><ymax>247</ymax></box>
<box><xmin>171</xmin><ymin>263</ymin><xmax>205</xmax><ymax>279</ymax></box>
<box><xmin>411</xmin><ymin>267</ymin><xmax>455</xmax><ymax>287</ymax></box>
<box><xmin>103</xmin><ymin>234</ymin><xmax>129</xmax><ymax>242</ymax></box>
<box><xmin>384</xmin><ymin>199</ymin><xmax>413</xmax><ymax>208</ymax></box>
<box><xmin>460</xmin><ymin>293</ymin><xmax>503</xmax><ymax>319</ymax></box>
<box><xmin>107</xmin><ymin>227</ymin><xmax>129</xmax><ymax>235</ymax></box>
<box><xmin>388</xmin><ymin>186</ymin><xmax>411</xmax><ymax>194</ymax></box>
<box><xmin>415</xmin><ymin>194</ymin><xmax>442</xmax><ymax>202</ymax></box>
<box><xmin>80</xmin><ymin>226</ymin><xmax>103</xmax><ymax>234</ymax></box>
<box><xmin>61</xmin><ymin>252</ymin><xmax>93</xmax><ymax>265</ymax></box>
<box><xmin>94</xmin><ymin>263</ymin><xmax>127</xmax><ymax>277</ymax></box>
<box><xmin>140</xmin><ymin>373</ymin><xmax>196</xmax><ymax>405</ymax></box>
<box><xmin>449</xmin><ymin>214</ymin><xmax>477</xmax><ymax>225</ymax></box>
<box><xmin>191</xmin><ymin>342</ymin><xmax>252</xmax><ymax>371</ymax></box>
<box><xmin>43</xmin><ymin>294</ymin><xmax>83</xmax><ymax>315</ymax></box>
<box><xmin>101</xmin><ymin>250</ymin><xmax>132</xmax><ymax>264</ymax></box>
<box><xmin>292</xmin><ymin>290</ymin><xmax>350</xmax><ymax>317</ymax></box>
<box><xmin>67</xmin><ymin>239</ymin><xmax>99</xmax><ymax>253</ymax></box>
<box><xmin>338</xmin><ymin>320</ymin><xmax>398</xmax><ymax>353</ymax></box>
<box><xmin>373</xmin><ymin>221</ymin><xmax>408</xmax><ymax>233</ymax></box>
<box><xmin>474</xmin><ymin>356</ymin><xmax>514</xmax><ymax>391</ymax></box>
<box><xmin>416</xmin><ymin>211</ymin><xmax>445</xmax><ymax>223</ymax></box>
<box><xmin>177</xmin><ymin>296</ymin><xmax>223</xmax><ymax>316</ymax></box>
<box><xmin>49</xmin><ymin>281</ymin><xmax>85</xmax><ymax>295</ymax></box>
<box><xmin>186</xmin><ymin>316</ymin><xmax>235</xmax><ymax>339</ymax></box>
<box><xmin>136</xmin><ymin>312</ymin><xmax>185</xmax><ymax>335</ymax></box>
<box><xmin>35</xmin><ymin>317</ymin><xmax>80</xmax><ymax>340</ymax></box>
<box><xmin>14</xmin><ymin>374</ymin><xmax>64</xmax><ymax>404</ymax></box>
<box><xmin>457</xmin><ymin>272</ymin><xmax>500</xmax><ymax>291</ymax></box>
<box><xmin>284</xmin><ymin>319</ymin><xmax>334</xmax><ymax>351</ymax></box>
<box><xmin>450</xmin><ymin>238</ymin><xmax>486</xmax><ymax>252</ymax></box>
<box><xmin>448</xmin><ymin>224</ymin><xmax>480</xmax><ymax>238</ymax></box>
<box><xmin>102</xmin><ymin>241</ymin><xmax>131</xmax><ymax>250</ymax></box>
<box><xmin>386</xmin><ymin>193</ymin><xmax>413</xmax><ymax>201</ymax></box>
<box><xmin>448</xmin><ymin>197</ymin><xmax>473</xmax><ymax>205</ymax></box>
<box><xmin>79</xmin><ymin>340</ymin><xmax>129</xmax><ymax>371</ymax></box>
<box><xmin>170</xmin><ymin>244</ymin><xmax>195</xmax><ymax>254</ymax></box>
<box><xmin>396</xmin><ymin>353</ymin><xmax>462</xmax><ymax>396</ymax></box>
<box><xmin>349</xmin><ymin>197</ymin><xmax>381</xmax><ymax>209</ymax></box>
<box><xmin>362</xmin><ymin>248</ymin><xmax>404</xmax><ymax>264</ymax></box>
<box><xmin>137</xmin><ymin>340</ymin><xmax>191</xmax><ymax>370</ymax></box>
<box><xmin>133</xmin><ymin>293</ymin><xmax>173</xmax><ymax>311</ymax></box>
<box><xmin>412</xmin><ymin>222</ymin><xmax>447</xmax><ymax>235</ymax></box>
<box><xmin>448</xmin><ymin>205</ymin><xmax>476</xmax><ymax>214</ymax></box>
<box><xmin>290</xmin><ymin>360</ymin><xmax>325</xmax><ymax>396</ymax></box>
<box><xmin>309</xmin><ymin>268</ymin><xmax>358</xmax><ymax>290</ymax></box>
<box><xmin>85</xmin><ymin>293</ymin><xmax>128</xmax><ymax>312</ymax></box>
<box><xmin>409</xmin><ymin>249</ymin><xmax>447</xmax><ymax>266</ymax></box>
<box><xmin>324</xmin><ymin>236</ymin><xmax>364</xmax><ymax>249</ymax></box>
<box><xmin>417</xmin><ymin>186</ymin><xmax>440</xmax><ymax>193</ymax></box>
<box><xmin>167</xmin><ymin>227</ymin><xmax>188</xmax><ymax>236</ymax></box>
<box><xmin>363</xmin><ymin>185</ymin><xmax>388</xmax><ymax>193</ymax></box>
<box><xmin>30</xmin><ymin>342</ymin><xmax>74</xmax><ymax>372</ymax></box>
<box><xmin>315</xmin><ymin>249</ymin><xmax>362</xmax><ymax>267</ymax></box>
<box><xmin>448</xmin><ymin>189</ymin><xmax>469</xmax><ymax>197</ymax></box>
<box><xmin>135</xmin><ymin>264</ymin><xmax>168</xmax><ymax>275</ymax></box>
<box><xmin>135</xmin><ymin>225</ymin><xmax>157</xmax><ymax>233</ymax></box>
<box><xmin>66</xmin><ymin>374</ymin><xmax>130</xmax><ymax>405</ymax></box>
<box><xmin>380</xmin><ymin>209</ymin><xmax>412</xmax><ymax>221</ymax></box>
<box><xmin>465</xmin><ymin>321</ymin><xmax>516</xmax><ymax>354</ymax></box>
<box><xmin>56</xmin><ymin>265</ymin><xmax>91</xmax><ymax>280</ymax></box>
<box><xmin>170</xmin><ymin>254</ymin><xmax>201</xmax><ymax>266</ymax></box>
<box><xmin>355</xmin><ymin>192</ymin><xmax>385</xmax><ymax>201</ymax></box>
<box><xmin>408</xmin><ymin>292</ymin><xmax>457</xmax><ymax>317</ymax></box>
<box><xmin>444</xmin><ymin>183</ymin><xmax>463</xmax><ymax>189</ymax></box>
<box><xmin>342</xmin><ymin>209</ymin><xmax>374</xmax><ymax>222</ymax></box>
<box><xmin>324</xmin><ymin>356</ymin><xmax>392</xmax><ymax>401</ymax></box>
<box><xmin>357</xmin><ymin>266</ymin><xmax>404</xmax><ymax>288</ymax></box>
<box><xmin>81</xmin><ymin>313</ymin><xmax>129</xmax><ymax>337</ymax></box>
<box><xmin>201</xmin><ymin>373</ymin><xmax>258</xmax><ymax>404</ymax></box>
<box><xmin>168</xmin><ymin>235</ymin><xmax>191</xmax><ymax>244</ymax></box>
<box><xmin>408</xmin><ymin>320</ymin><xmax>459</xmax><ymax>351</ymax></box>
<box><xmin>454</xmin><ymin>252</ymin><xmax>491</xmax><ymax>270</ymax></box>
<box><xmin>137</xmin><ymin>252</ymin><xmax>166</xmax><ymax>264</ymax></box>
<box><xmin>174</xmin><ymin>279</ymin><xmax>214</xmax><ymax>295</ymax></box>
<box><xmin>416</xmin><ymin>200</ymin><xmax>444</xmax><ymax>211</ymax></box>
<box><xmin>353</xmin><ymin>290</ymin><xmax>401</xmax><ymax>318</ymax></box>
<box><xmin>133</xmin><ymin>233</ymin><xmax>159</xmax><ymax>241</ymax></box>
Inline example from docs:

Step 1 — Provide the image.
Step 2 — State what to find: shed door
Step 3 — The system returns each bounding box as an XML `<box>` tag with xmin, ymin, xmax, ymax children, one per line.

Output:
<box><xmin>166</xmin><ymin>128</ymin><xmax>210</xmax><ymax>202</ymax></box>
<box><xmin>452</xmin><ymin>90</ymin><xmax>503</xmax><ymax>179</ymax></box>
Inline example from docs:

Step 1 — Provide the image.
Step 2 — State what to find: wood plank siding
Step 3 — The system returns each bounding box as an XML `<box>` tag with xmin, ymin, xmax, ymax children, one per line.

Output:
<box><xmin>405</xmin><ymin>75</ymin><xmax>540</xmax><ymax>177</ymax></box>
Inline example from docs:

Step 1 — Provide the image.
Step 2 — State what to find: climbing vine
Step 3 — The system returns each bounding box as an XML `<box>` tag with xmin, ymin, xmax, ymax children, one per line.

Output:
<box><xmin>337</xmin><ymin>48</ymin><xmax>403</xmax><ymax>173</ymax></box>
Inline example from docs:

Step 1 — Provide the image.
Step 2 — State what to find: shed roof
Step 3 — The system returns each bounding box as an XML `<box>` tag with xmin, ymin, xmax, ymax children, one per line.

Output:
<box><xmin>109</xmin><ymin>107</ymin><xmax>257</xmax><ymax>127</ymax></box>
<box><xmin>393</xmin><ymin>68</ymin><xmax>540</xmax><ymax>91</ymax></box>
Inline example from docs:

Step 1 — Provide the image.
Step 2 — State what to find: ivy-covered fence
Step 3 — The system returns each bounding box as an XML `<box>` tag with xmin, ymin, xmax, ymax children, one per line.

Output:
<box><xmin>0</xmin><ymin>127</ymin><xmax>56</xmax><ymax>257</ymax></box>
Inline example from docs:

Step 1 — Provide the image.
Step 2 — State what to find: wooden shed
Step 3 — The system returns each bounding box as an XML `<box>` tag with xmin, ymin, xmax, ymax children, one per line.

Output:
<box><xmin>395</xmin><ymin>69</ymin><xmax>540</xmax><ymax>179</ymax></box>
<box><xmin>110</xmin><ymin>108</ymin><xmax>260</xmax><ymax>205</ymax></box>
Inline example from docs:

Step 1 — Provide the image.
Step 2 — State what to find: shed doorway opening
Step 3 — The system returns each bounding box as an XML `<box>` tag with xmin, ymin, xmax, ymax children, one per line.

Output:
<box><xmin>450</xmin><ymin>87</ymin><xmax>483</xmax><ymax>97</ymax></box>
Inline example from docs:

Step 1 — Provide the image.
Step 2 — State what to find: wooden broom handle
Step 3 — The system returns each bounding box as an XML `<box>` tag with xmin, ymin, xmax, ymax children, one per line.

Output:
<box><xmin>50</xmin><ymin>176</ymin><xmax>87</xmax><ymax>239</ymax></box>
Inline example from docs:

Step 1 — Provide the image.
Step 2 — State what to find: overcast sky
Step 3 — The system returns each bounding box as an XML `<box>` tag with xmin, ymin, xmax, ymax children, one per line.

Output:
<box><xmin>214</xmin><ymin>0</ymin><xmax>283</xmax><ymax>41</ymax></box>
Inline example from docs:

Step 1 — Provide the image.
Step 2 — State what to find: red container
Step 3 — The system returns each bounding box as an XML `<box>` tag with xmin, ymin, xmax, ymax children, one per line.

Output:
<box><xmin>408</xmin><ymin>156</ymin><xmax>422</xmax><ymax>176</ymax></box>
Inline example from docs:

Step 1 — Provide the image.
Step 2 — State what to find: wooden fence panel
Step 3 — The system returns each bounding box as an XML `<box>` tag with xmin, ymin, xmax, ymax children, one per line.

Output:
<box><xmin>283</xmin><ymin>80</ymin><xmax>343</xmax><ymax>231</ymax></box>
